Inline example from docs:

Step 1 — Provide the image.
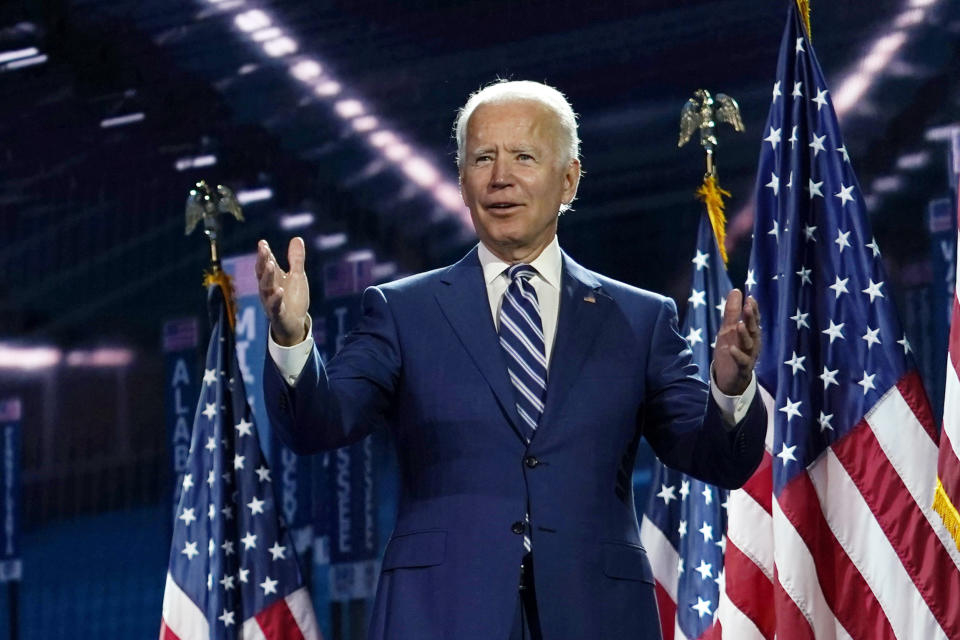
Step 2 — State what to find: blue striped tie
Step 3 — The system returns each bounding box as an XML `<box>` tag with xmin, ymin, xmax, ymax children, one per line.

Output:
<box><xmin>499</xmin><ymin>264</ymin><xmax>546</xmax><ymax>554</ymax></box>
<box><xmin>499</xmin><ymin>264</ymin><xmax>547</xmax><ymax>442</ymax></box>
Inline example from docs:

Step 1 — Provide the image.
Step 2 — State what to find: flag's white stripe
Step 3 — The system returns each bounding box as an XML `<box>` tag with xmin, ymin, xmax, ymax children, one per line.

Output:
<box><xmin>941</xmin><ymin>356</ymin><xmax>960</xmax><ymax>463</ymax></box>
<box><xmin>867</xmin><ymin>383</ymin><xmax>960</xmax><ymax>571</ymax></box>
<box><xmin>286</xmin><ymin>587</ymin><xmax>322</xmax><ymax>640</ymax></box>
<box><xmin>241</xmin><ymin>617</ymin><xmax>269</xmax><ymax>640</ymax></box>
<box><xmin>161</xmin><ymin>572</ymin><xmax>210</xmax><ymax>640</ymax></box>
<box><xmin>716</xmin><ymin>589</ymin><xmax>766</xmax><ymax>640</ymax></box>
<box><xmin>505</xmin><ymin>291</ymin><xmax>545</xmax><ymax>341</ymax></box>
<box><xmin>725</xmin><ymin>489</ymin><xmax>773</xmax><ymax>580</ymax></box>
<box><xmin>720</xmin><ymin>384</ymin><xmax>776</xmax><ymax>638</ymax></box>
<box><xmin>639</xmin><ymin>514</ymin><xmax>679</xmax><ymax>602</ymax></box>
<box><xmin>809</xmin><ymin>449</ymin><xmax>948</xmax><ymax>640</ymax></box>
<box><xmin>772</xmin><ymin>498</ymin><xmax>852</xmax><ymax>640</ymax></box>
<box><xmin>759</xmin><ymin>384</ymin><xmax>776</xmax><ymax>453</ymax></box>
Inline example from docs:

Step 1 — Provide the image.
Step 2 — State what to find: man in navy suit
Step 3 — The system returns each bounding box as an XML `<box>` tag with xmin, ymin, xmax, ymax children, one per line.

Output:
<box><xmin>257</xmin><ymin>80</ymin><xmax>765</xmax><ymax>640</ymax></box>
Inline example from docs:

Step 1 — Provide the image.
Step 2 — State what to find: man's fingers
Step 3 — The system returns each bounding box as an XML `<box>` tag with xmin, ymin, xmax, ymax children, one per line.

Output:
<box><xmin>744</xmin><ymin>296</ymin><xmax>761</xmax><ymax>335</ymax></box>
<box><xmin>737</xmin><ymin>323</ymin><xmax>755</xmax><ymax>354</ymax></box>
<box><xmin>715</xmin><ymin>322</ymin><xmax>736</xmax><ymax>344</ymax></box>
<box><xmin>722</xmin><ymin>289</ymin><xmax>744</xmax><ymax>328</ymax></box>
<box><xmin>264</xmin><ymin>288</ymin><xmax>285</xmax><ymax>318</ymax></box>
<box><xmin>287</xmin><ymin>237</ymin><xmax>306</xmax><ymax>274</ymax></box>
<box><xmin>256</xmin><ymin>240</ymin><xmax>275</xmax><ymax>280</ymax></box>
<box><xmin>727</xmin><ymin>345</ymin><xmax>754</xmax><ymax>368</ymax></box>
<box><xmin>264</xmin><ymin>258</ymin><xmax>276</xmax><ymax>291</ymax></box>
<box><xmin>262</xmin><ymin>259</ymin><xmax>284</xmax><ymax>309</ymax></box>
<box><xmin>255</xmin><ymin>242</ymin><xmax>266</xmax><ymax>280</ymax></box>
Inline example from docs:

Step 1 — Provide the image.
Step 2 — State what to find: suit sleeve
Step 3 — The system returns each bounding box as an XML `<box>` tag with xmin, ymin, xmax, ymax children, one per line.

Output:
<box><xmin>640</xmin><ymin>297</ymin><xmax>765</xmax><ymax>489</ymax></box>
<box><xmin>263</xmin><ymin>285</ymin><xmax>401</xmax><ymax>454</ymax></box>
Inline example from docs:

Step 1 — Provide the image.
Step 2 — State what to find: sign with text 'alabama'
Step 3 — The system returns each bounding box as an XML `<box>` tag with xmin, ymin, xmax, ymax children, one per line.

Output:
<box><xmin>163</xmin><ymin>316</ymin><xmax>200</xmax><ymax>516</ymax></box>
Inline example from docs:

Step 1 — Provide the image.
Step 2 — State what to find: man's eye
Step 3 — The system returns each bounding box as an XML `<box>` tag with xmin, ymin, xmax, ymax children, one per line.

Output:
<box><xmin>475</xmin><ymin>155</ymin><xmax>492</xmax><ymax>164</ymax></box>
<box><xmin>517</xmin><ymin>153</ymin><xmax>534</xmax><ymax>161</ymax></box>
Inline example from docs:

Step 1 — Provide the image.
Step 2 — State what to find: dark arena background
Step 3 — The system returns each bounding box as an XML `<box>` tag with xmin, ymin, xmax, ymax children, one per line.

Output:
<box><xmin>1</xmin><ymin>0</ymin><xmax>959</xmax><ymax>638</ymax></box>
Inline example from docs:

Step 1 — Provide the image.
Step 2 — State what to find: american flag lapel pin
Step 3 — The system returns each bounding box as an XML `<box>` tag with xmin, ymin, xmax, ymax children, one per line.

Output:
<box><xmin>583</xmin><ymin>294</ymin><xmax>596</xmax><ymax>303</ymax></box>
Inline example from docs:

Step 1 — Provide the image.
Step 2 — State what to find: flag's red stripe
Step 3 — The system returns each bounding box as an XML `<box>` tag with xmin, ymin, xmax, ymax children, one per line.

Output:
<box><xmin>722</xmin><ymin>540</ymin><xmax>775</xmax><ymax>639</ymax></box>
<box><xmin>897</xmin><ymin>371</ymin><xmax>938</xmax><ymax>444</ymax></box>
<box><xmin>159</xmin><ymin>619</ymin><xmax>182</xmax><ymax>640</ymax></box>
<box><xmin>697</xmin><ymin>620</ymin><xmax>722</xmax><ymax>640</ymax></box>
<box><xmin>835</xmin><ymin>415</ymin><xmax>960</xmax><ymax>637</ymax></box>
<box><xmin>778</xmin><ymin>472</ymin><xmax>897</xmax><ymax>640</ymax></box>
<box><xmin>949</xmin><ymin>294</ymin><xmax>960</xmax><ymax>375</ymax></box>
<box><xmin>255</xmin><ymin>597</ymin><xmax>306</xmax><ymax>640</ymax></box>
<box><xmin>653</xmin><ymin>581</ymin><xmax>676</xmax><ymax>640</ymax></box>
<box><xmin>938</xmin><ymin>429</ymin><xmax>960</xmax><ymax>500</ymax></box>
<box><xmin>739</xmin><ymin>452</ymin><xmax>773</xmax><ymax>515</ymax></box>
<box><xmin>771</xmin><ymin>568</ymin><xmax>815</xmax><ymax>640</ymax></box>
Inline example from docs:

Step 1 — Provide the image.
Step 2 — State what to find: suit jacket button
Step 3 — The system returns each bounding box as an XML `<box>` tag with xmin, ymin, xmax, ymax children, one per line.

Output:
<box><xmin>524</xmin><ymin>456</ymin><xmax>539</xmax><ymax>468</ymax></box>
<box><xmin>511</xmin><ymin>521</ymin><xmax>525</xmax><ymax>535</ymax></box>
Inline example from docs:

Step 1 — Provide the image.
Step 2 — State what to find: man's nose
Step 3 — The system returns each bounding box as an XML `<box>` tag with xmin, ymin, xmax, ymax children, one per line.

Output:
<box><xmin>489</xmin><ymin>157</ymin><xmax>512</xmax><ymax>188</ymax></box>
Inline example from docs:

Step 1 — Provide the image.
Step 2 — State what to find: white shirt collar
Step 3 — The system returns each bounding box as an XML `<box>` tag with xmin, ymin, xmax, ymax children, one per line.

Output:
<box><xmin>477</xmin><ymin>236</ymin><xmax>562</xmax><ymax>289</ymax></box>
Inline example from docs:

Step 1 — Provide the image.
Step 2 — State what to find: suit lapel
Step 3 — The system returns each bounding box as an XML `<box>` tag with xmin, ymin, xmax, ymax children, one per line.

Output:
<box><xmin>434</xmin><ymin>247</ymin><xmax>527</xmax><ymax>441</ymax></box>
<box><xmin>538</xmin><ymin>252</ymin><xmax>613</xmax><ymax>430</ymax></box>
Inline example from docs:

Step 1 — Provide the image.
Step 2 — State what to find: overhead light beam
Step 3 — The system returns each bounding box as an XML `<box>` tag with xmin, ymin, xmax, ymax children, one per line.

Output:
<box><xmin>100</xmin><ymin>112</ymin><xmax>146</xmax><ymax>128</ymax></box>
<box><xmin>0</xmin><ymin>47</ymin><xmax>38</xmax><ymax>64</ymax></box>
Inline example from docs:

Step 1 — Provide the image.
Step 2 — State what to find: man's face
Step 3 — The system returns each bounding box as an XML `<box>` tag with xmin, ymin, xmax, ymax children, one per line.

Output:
<box><xmin>460</xmin><ymin>100</ymin><xmax>580</xmax><ymax>260</ymax></box>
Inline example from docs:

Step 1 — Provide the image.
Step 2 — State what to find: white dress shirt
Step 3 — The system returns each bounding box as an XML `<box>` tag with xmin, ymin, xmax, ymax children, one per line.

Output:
<box><xmin>267</xmin><ymin>237</ymin><xmax>755</xmax><ymax>424</ymax></box>
<box><xmin>478</xmin><ymin>235</ymin><xmax>562</xmax><ymax>367</ymax></box>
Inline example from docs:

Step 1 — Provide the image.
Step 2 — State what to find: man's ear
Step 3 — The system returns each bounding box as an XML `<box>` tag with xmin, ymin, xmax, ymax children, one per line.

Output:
<box><xmin>561</xmin><ymin>158</ymin><xmax>581</xmax><ymax>204</ymax></box>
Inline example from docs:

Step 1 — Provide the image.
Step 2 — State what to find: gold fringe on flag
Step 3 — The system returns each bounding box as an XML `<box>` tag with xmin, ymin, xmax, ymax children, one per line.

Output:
<box><xmin>796</xmin><ymin>0</ymin><xmax>812</xmax><ymax>40</ymax></box>
<box><xmin>203</xmin><ymin>269</ymin><xmax>237</xmax><ymax>331</ymax></box>
<box><xmin>695</xmin><ymin>174</ymin><xmax>730</xmax><ymax>266</ymax></box>
<box><xmin>934</xmin><ymin>478</ymin><xmax>960</xmax><ymax>551</ymax></box>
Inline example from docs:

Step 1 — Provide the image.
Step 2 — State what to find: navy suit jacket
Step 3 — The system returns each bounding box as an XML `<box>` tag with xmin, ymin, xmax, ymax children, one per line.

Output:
<box><xmin>264</xmin><ymin>246</ymin><xmax>766</xmax><ymax>640</ymax></box>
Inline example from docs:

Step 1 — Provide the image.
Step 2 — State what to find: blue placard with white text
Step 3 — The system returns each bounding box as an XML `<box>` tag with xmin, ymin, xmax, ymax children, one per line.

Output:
<box><xmin>163</xmin><ymin>316</ymin><xmax>201</xmax><ymax>516</ymax></box>
<box><xmin>320</xmin><ymin>252</ymin><xmax>380</xmax><ymax>601</ymax></box>
<box><xmin>0</xmin><ymin>398</ymin><xmax>22</xmax><ymax>583</ymax></box>
<box><xmin>224</xmin><ymin>253</ymin><xmax>315</xmax><ymax>535</ymax></box>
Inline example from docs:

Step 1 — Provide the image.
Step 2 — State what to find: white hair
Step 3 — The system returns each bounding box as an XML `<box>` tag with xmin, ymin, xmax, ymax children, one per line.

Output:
<box><xmin>453</xmin><ymin>79</ymin><xmax>581</xmax><ymax>173</ymax></box>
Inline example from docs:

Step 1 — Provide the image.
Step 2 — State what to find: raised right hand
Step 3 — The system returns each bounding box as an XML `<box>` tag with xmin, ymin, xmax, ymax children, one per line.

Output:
<box><xmin>256</xmin><ymin>237</ymin><xmax>310</xmax><ymax>346</ymax></box>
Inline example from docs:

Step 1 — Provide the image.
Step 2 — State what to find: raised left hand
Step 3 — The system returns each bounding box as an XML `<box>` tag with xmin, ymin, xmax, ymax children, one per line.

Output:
<box><xmin>712</xmin><ymin>288</ymin><xmax>761</xmax><ymax>395</ymax></box>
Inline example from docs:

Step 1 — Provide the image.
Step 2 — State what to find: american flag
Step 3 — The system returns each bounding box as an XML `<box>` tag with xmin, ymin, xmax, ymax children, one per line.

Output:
<box><xmin>160</xmin><ymin>279</ymin><xmax>321</xmax><ymax>640</ymax></box>
<box><xmin>717</xmin><ymin>5</ymin><xmax>960</xmax><ymax>638</ymax></box>
<box><xmin>164</xmin><ymin>317</ymin><xmax>200</xmax><ymax>352</ymax></box>
<box><xmin>641</xmin><ymin>212</ymin><xmax>732</xmax><ymax>640</ymax></box>
<box><xmin>934</xmin><ymin>183</ymin><xmax>960</xmax><ymax>553</ymax></box>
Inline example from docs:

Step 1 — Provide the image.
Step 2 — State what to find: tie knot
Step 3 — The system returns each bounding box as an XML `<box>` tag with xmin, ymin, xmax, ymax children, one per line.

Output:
<box><xmin>507</xmin><ymin>264</ymin><xmax>537</xmax><ymax>282</ymax></box>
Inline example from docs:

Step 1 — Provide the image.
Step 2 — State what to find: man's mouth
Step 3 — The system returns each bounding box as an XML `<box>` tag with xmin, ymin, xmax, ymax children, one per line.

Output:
<box><xmin>486</xmin><ymin>202</ymin><xmax>522</xmax><ymax>212</ymax></box>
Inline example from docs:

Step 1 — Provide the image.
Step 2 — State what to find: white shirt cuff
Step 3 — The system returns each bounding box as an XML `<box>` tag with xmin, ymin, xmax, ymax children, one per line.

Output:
<box><xmin>710</xmin><ymin>365</ymin><xmax>757</xmax><ymax>427</ymax></box>
<box><xmin>267</xmin><ymin>315</ymin><xmax>314</xmax><ymax>387</ymax></box>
